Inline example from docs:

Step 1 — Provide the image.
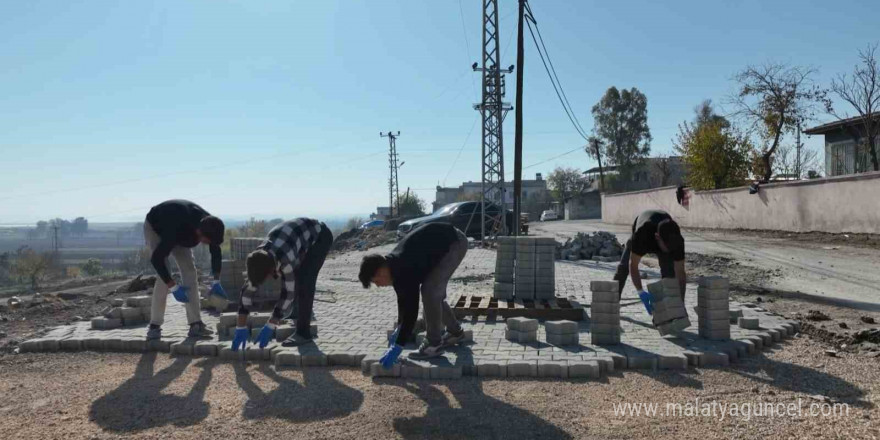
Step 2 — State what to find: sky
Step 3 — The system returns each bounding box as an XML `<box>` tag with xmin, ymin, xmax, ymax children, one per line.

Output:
<box><xmin>0</xmin><ymin>0</ymin><xmax>876</xmax><ymax>224</ymax></box>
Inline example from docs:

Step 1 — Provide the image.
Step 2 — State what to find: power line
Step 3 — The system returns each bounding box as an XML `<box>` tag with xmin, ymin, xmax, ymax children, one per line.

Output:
<box><xmin>523</xmin><ymin>4</ymin><xmax>589</xmax><ymax>140</ymax></box>
<box><xmin>442</xmin><ymin>115</ymin><xmax>479</xmax><ymax>186</ymax></box>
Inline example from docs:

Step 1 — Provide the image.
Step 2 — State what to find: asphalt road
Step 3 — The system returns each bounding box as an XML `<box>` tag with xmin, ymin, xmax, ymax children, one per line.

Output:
<box><xmin>531</xmin><ymin>220</ymin><xmax>880</xmax><ymax>310</ymax></box>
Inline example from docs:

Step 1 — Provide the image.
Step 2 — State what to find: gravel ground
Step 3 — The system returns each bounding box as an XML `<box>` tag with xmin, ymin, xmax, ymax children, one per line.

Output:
<box><xmin>1</xmin><ymin>334</ymin><xmax>877</xmax><ymax>440</ymax></box>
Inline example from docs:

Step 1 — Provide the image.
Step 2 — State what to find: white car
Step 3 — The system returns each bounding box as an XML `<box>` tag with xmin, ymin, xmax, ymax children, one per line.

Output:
<box><xmin>540</xmin><ymin>210</ymin><xmax>558</xmax><ymax>221</ymax></box>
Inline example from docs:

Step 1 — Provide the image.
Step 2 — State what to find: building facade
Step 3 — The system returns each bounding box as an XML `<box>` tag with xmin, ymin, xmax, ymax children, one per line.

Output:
<box><xmin>804</xmin><ymin>115</ymin><xmax>880</xmax><ymax>177</ymax></box>
<box><xmin>433</xmin><ymin>173</ymin><xmax>553</xmax><ymax>219</ymax></box>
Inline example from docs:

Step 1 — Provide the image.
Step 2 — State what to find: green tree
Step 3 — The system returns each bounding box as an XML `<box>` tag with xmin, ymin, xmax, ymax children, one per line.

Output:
<box><xmin>591</xmin><ymin>86</ymin><xmax>652</xmax><ymax>189</ymax></box>
<box><xmin>730</xmin><ymin>63</ymin><xmax>829</xmax><ymax>181</ymax></box>
<box><xmin>397</xmin><ymin>192</ymin><xmax>426</xmax><ymax>217</ymax></box>
<box><xmin>81</xmin><ymin>258</ymin><xmax>103</xmax><ymax>277</ymax></box>
<box><xmin>675</xmin><ymin>101</ymin><xmax>753</xmax><ymax>190</ymax></box>
<box><xmin>547</xmin><ymin>167</ymin><xmax>590</xmax><ymax>211</ymax></box>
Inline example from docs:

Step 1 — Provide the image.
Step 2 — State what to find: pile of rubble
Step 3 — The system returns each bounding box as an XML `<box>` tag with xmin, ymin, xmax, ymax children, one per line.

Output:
<box><xmin>330</xmin><ymin>227</ymin><xmax>396</xmax><ymax>253</ymax></box>
<box><xmin>557</xmin><ymin>231</ymin><xmax>624</xmax><ymax>262</ymax></box>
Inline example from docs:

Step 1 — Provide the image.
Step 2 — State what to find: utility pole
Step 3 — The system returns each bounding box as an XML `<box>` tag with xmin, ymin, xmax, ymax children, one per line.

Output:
<box><xmin>796</xmin><ymin>121</ymin><xmax>802</xmax><ymax>179</ymax></box>
<box><xmin>473</xmin><ymin>0</ymin><xmax>513</xmax><ymax>242</ymax></box>
<box><xmin>512</xmin><ymin>0</ymin><xmax>526</xmax><ymax>237</ymax></box>
<box><xmin>52</xmin><ymin>224</ymin><xmax>60</xmax><ymax>253</ymax></box>
<box><xmin>380</xmin><ymin>131</ymin><xmax>401</xmax><ymax>217</ymax></box>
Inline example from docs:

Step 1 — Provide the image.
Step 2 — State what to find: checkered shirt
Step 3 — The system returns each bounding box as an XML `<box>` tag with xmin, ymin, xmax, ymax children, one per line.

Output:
<box><xmin>239</xmin><ymin>218</ymin><xmax>323</xmax><ymax>315</ymax></box>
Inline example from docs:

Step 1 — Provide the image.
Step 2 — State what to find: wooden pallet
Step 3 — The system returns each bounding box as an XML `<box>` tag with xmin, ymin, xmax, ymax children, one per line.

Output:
<box><xmin>450</xmin><ymin>294</ymin><xmax>584</xmax><ymax>321</ymax></box>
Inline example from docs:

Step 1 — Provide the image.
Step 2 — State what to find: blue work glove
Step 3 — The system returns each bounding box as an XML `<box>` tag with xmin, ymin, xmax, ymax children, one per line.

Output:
<box><xmin>210</xmin><ymin>281</ymin><xmax>227</xmax><ymax>299</ymax></box>
<box><xmin>170</xmin><ymin>284</ymin><xmax>189</xmax><ymax>303</ymax></box>
<box><xmin>638</xmin><ymin>290</ymin><xmax>654</xmax><ymax>315</ymax></box>
<box><xmin>388</xmin><ymin>325</ymin><xmax>401</xmax><ymax>348</ymax></box>
<box><xmin>231</xmin><ymin>326</ymin><xmax>249</xmax><ymax>351</ymax></box>
<box><xmin>254</xmin><ymin>323</ymin><xmax>277</xmax><ymax>348</ymax></box>
<box><xmin>379</xmin><ymin>344</ymin><xmax>403</xmax><ymax>369</ymax></box>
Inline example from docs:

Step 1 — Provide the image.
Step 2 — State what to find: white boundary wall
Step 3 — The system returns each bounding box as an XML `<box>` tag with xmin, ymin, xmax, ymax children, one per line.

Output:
<box><xmin>601</xmin><ymin>171</ymin><xmax>880</xmax><ymax>234</ymax></box>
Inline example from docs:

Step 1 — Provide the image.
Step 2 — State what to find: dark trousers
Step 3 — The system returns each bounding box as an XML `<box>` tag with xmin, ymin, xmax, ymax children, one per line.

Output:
<box><xmin>614</xmin><ymin>238</ymin><xmax>675</xmax><ymax>298</ymax></box>
<box><xmin>291</xmin><ymin>226</ymin><xmax>333</xmax><ymax>337</ymax></box>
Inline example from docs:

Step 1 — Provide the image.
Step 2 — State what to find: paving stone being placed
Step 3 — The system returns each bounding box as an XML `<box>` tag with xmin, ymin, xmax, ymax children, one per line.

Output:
<box><xmin>545</xmin><ymin>320</ymin><xmax>578</xmax><ymax>335</ymax></box>
<box><xmin>506</xmin><ymin>317</ymin><xmax>539</xmax><ymax>332</ymax></box>
<box><xmin>477</xmin><ymin>360</ymin><xmax>508</xmax><ymax>377</ymax></box>
<box><xmin>274</xmin><ymin>350</ymin><xmax>301</xmax><ymax>367</ymax></box>
<box><xmin>567</xmin><ymin>360</ymin><xmax>600</xmax><ymax>379</ymax></box>
<box><xmin>699</xmin><ymin>351</ymin><xmax>730</xmax><ymax>367</ymax></box>
<box><xmin>627</xmin><ymin>354</ymin><xmax>658</xmax><ymax>370</ymax></box>
<box><xmin>657</xmin><ymin>352</ymin><xmax>688</xmax><ymax>370</ymax></box>
<box><xmin>506</xmin><ymin>360</ymin><xmax>538</xmax><ymax>377</ymax></box>
<box><xmin>370</xmin><ymin>362</ymin><xmax>402</xmax><ymax>377</ymax></box>
<box><xmin>505</xmin><ymin>328</ymin><xmax>537</xmax><ymax>343</ymax></box>
<box><xmin>537</xmin><ymin>361</ymin><xmax>569</xmax><ymax>378</ymax></box>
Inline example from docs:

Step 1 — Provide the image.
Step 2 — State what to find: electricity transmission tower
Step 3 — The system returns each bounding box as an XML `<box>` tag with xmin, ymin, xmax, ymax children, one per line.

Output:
<box><xmin>381</xmin><ymin>131</ymin><xmax>401</xmax><ymax>217</ymax></box>
<box><xmin>473</xmin><ymin>0</ymin><xmax>513</xmax><ymax>242</ymax></box>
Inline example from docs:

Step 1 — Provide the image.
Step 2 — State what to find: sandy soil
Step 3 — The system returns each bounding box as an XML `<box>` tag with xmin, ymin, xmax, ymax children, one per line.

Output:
<box><xmin>0</xmin><ymin>334</ymin><xmax>877</xmax><ymax>440</ymax></box>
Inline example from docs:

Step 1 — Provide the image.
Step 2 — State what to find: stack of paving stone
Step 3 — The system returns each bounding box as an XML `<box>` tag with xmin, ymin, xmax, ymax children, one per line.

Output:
<box><xmin>91</xmin><ymin>295</ymin><xmax>153</xmax><ymax>330</ymax></box>
<box><xmin>647</xmin><ymin>279</ymin><xmax>691</xmax><ymax>336</ymax></box>
<box><xmin>494</xmin><ymin>237</ymin><xmax>515</xmax><ymax>299</ymax></box>
<box><xmin>505</xmin><ymin>317</ymin><xmax>538</xmax><ymax>343</ymax></box>
<box><xmin>545</xmin><ymin>320</ymin><xmax>579</xmax><ymax>346</ymax></box>
<box><xmin>494</xmin><ymin>237</ymin><xmax>556</xmax><ymax>300</ymax></box>
<box><xmin>697</xmin><ymin>276</ymin><xmax>730</xmax><ymax>340</ymax></box>
<box><xmin>589</xmin><ymin>281</ymin><xmax>621</xmax><ymax>345</ymax></box>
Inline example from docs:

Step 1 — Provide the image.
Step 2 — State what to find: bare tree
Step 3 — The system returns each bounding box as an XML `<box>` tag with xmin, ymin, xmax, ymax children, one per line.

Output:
<box><xmin>774</xmin><ymin>143</ymin><xmax>822</xmax><ymax>179</ymax></box>
<box><xmin>730</xmin><ymin>63</ymin><xmax>830</xmax><ymax>181</ymax></box>
<box><xmin>830</xmin><ymin>43</ymin><xmax>880</xmax><ymax>171</ymax></box>
<box><xmin>652</xmin><ymin>154</ymin><xmax>673</xmax><ymax>187</ymax></box>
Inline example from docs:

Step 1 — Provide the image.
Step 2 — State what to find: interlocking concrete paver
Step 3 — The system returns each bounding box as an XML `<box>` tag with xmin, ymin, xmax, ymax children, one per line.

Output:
<box><xmin>22</xmin><ymin>241</ymin><xmax>799</xmax><ymax>382</ymax></box>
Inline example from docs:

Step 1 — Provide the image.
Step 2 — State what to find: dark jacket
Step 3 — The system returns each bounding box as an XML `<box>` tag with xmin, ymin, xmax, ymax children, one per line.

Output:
<box><xmin>387</xmin><ymin>223</ymin><xmax>459</xmax><ymax>345</ymax></box>
<box><xmin>146</xmin><ymin>200</ymin><xmax>222</xmax><ymax>284</ymax></box>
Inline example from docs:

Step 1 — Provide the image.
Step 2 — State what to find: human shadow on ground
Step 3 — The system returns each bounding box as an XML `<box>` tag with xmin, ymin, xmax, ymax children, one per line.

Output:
<box><xmin>383</xmin><ymin>378</ymin><xmax>573</xmax><ymax>440</ymax></box>
<box><xmin>89</xmin><ymin>353</ymin><xmax>215</xmax><ymax>432</ymax></box>
<box><xmin>232</xmin><ymin>362</ymin><xmax>364</xmax><ymax>422</ymax></box>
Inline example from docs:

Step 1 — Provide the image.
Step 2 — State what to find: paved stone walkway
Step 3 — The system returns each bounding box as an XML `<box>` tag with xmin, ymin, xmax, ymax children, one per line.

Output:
<box><xmin>20</xmin><ymin>242</ymin><xmax>799</xmax><ymax>380</ymax></box>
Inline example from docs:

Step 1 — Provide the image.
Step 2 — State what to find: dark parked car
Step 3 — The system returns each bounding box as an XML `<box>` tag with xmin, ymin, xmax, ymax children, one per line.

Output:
<box><xmin>397</xmin><ymin>201</ymin><xmax>515</xmax><ymax>239</ymax></box>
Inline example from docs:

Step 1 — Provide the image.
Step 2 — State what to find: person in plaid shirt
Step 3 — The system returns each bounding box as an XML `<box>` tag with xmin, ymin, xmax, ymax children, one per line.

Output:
<box><xmin>231</xmin><ymin>218</ymin><xmax>333</xmax><ymax>349</ymax></box>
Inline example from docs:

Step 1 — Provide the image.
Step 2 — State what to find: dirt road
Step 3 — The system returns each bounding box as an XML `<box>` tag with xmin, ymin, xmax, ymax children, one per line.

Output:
<box><xmin>532</xmin><ymin>220</ymin><xmax>880</xmax><ymax>310</ymax></box>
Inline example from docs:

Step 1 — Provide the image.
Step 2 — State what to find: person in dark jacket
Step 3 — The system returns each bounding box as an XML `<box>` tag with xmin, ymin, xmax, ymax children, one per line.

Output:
<box><xmin>143</xmin><ymin>200</ymin><xmax>225</xmax><ymax>340</ymax></box>
<box><xmin>358</xmin><ymin>223</ymin><xmax>469</xmax><ymax>368</ymax></box>
<box><xmin>613</xmin><ymin>210</ymin><xmax>687</xmax><ymax>312</ymax></box>
<box><xmin>230</xmin><ymin>218</ymin><xmax>333</xmax><ymax>350</ymax></box>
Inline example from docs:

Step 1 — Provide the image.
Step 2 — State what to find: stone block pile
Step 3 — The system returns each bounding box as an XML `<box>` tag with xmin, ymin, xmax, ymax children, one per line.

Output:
<box><xmin>494</xmin><ymin>237</ymin><xmax>556</xmax><ymax>300</ymax></box>
<box><xmin>647</xmin><ymin>279</ymin><xmax>691</xmax><ymax>336</ymax></box>
<box><xmin>505</xmin><ymin>317</ymin><xmax>538</xmax><ymax>343</ymax></box>
<box><xmin>545</xmin><ymin>320</ymin><xmax>579</xmax><ymax>346</ymax></box>
<box><xmin>697</xmin><ymin>276</ymin><xmax>731</xmax><ymax>340</ymax></box>
<box><xmin>589</xmin><ymin>281</ymin><xmax>621</xmax><ymax>345</ymax></box>
<box><xmin>91</xmin><ymin>295</ymin><xmax>153</xmax><ymax>330</ymax></box>
<box><xmin>558</xmin><ymin>231</ymin><xmax>623</xmax><ymax>262</ymax></box>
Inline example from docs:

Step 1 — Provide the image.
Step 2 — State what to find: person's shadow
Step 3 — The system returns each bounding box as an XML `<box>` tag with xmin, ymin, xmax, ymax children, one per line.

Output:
<box><xmin>89</xmin><ymin>353</ymin><xmax>214</xmax><ymax>432</ymax></box>
<box><xmin>233</xmin><ymin>362</ymin><xmax>364</xmax><ymax>422</ymax></box>
<box><xmin>385</xmin><ymin>379</ymin><xmax>572</xmax><ymax>439</ymax></box>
